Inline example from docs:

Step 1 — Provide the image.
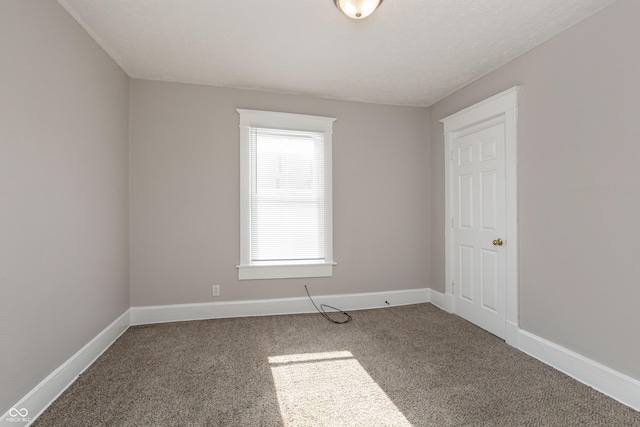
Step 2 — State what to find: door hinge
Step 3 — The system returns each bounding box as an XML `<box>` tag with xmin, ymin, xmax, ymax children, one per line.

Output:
<box><xmin>450</xmin><ymin>150</ymin><xmax>454</xmax><ymax>161</ymax></box>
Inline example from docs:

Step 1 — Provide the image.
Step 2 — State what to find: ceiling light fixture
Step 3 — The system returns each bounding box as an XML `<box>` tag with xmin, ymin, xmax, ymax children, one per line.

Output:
<box><xmin>333</xmin><ymin>0</ymin><xmax>383</xmax><ymax>20</ymax></box>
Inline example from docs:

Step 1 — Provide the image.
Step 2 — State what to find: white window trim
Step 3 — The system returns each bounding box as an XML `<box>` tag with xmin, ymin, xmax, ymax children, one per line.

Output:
<box><xmin>236</xmin><ymin>109</ymin><xmax>336</xmax><ymax>280</ymax></box>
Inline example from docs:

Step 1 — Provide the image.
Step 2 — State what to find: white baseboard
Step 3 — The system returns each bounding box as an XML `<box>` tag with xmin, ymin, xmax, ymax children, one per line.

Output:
<box><xmin>1</xmin><ymin>310</ymin><xmax>130</xmax><ymax>426</ymax></box>
<box><xmin>428</xmin><ymin>289</ymin><xmax>454</xmax><ymax>313</ymax></box>
<box><xmin>505</xmin><ymin>320</ymin><xmax>520</xmax><ymax>348</ymax></box>
<box><xmin>518</xmin><ymin>329</ymin><xmax>640</xmax><ymax>411</ymax></box>
<box><xmin>130</xmin><ymin>288</ymin><xmax>430</xmax><ymax>325</ymax></box>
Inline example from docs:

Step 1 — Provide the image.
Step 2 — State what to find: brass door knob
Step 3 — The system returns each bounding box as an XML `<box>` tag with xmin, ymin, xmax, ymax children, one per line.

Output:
<box><xmin>492</xmin><ymin>238</ymin><xmax>504</xmax><ymax>246</ymax></box>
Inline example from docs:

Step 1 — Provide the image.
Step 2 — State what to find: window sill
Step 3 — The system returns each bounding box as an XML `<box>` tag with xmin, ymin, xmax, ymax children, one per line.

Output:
<box><xmin>237</xmin><ymin>263</ymin><xmax>335</xmax><ymax>280</ymax></box>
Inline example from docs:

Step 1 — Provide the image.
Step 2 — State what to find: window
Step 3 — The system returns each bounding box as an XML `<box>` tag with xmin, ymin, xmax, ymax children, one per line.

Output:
<box><xmin>237</xmin><ymin>109</ymin><xmax>336</xmax><ymax>280</ymax></box>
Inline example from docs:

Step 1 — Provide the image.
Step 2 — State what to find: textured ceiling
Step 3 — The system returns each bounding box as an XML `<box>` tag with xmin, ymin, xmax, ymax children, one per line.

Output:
<box><xmin>58</xmin><ymin>0</ymin><xmax>618</xmax><ymax>107</ymax></box>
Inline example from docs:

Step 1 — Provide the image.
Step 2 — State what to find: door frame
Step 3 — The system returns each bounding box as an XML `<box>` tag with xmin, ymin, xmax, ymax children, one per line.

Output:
<box><xmin>441</xmin><ymin>86</ymin><xmax>520</xmax><ymax>346</ymax></box>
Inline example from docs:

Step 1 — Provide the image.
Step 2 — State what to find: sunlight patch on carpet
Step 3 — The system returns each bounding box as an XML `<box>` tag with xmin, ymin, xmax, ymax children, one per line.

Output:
<box><xmin>269</xmin><ymin>351</ymin><xmax>412</xmax><ymax>426</ymax></box>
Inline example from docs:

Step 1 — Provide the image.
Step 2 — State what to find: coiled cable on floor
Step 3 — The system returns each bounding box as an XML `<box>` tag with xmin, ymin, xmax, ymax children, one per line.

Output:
<box><xmin>305</xmin><ymin>285</ymin><xmax>352</xmax><ymax>324</ymax></box>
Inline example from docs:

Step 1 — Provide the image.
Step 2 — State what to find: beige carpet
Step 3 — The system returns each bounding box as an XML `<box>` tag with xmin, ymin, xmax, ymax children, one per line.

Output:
<box><xmin>33</xmin><ymin>303</ymin><xmax>639</xmax><ymax>426</ymax></box>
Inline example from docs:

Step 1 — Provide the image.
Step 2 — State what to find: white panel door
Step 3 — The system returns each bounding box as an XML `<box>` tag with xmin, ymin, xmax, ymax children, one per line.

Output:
<box><xmin>452</xmin><ymin>120</ymin><xmax>506</xmax><ymax>338</ymax></box>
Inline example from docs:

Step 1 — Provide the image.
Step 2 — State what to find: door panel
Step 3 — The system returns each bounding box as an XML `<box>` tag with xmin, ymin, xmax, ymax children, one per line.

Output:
<box><xmin>480</xmin><ymin>171</ymin><xmax>497</xmax><ymax>231</ymax></box>
<box><xmin>459</xmin><ymin>245</ymin><xmax>474</xmax><ymax>302</ymax></box>
<box><xmin>481</xmin><ymin>248</ymin><xmax>498</xmax><ymax>312</ymax></box>
<box><xmin>459</xmin><ymin>174</ymin><xmax>473</xmax><ymax>229</ymax></box>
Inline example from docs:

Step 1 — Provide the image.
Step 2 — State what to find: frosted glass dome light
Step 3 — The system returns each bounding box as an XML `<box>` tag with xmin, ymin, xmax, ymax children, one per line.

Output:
<box><xmin>334</xmin><ymin>0</ymin><xmax>383</xmax><ymax>20</ymax></box>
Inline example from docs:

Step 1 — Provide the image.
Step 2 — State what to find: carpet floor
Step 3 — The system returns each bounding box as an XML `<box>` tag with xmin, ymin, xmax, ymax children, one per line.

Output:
<box><xmin>33</xmin><ymin>303</ymin><xmax>640</xmax><ymax>426</ymax></box>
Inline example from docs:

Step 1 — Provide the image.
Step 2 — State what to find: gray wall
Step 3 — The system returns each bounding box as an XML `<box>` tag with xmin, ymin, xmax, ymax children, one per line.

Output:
<box><xmin>429</xmin><ymin>0</ymin><xmax>640</xmax><ymax>380</ymax></box>
<box><xmin>129</xmin><ymin>80</ymin><xmax>430</xmax><ymax>306</ymax></box>
<box><xmin>0</xmin><ymin>0</ymin><xmax>130</xmax><ymax>414</ymax></box>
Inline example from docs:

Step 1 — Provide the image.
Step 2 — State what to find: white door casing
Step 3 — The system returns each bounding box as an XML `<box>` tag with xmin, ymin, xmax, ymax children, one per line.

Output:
<box><xmin>441</xmin><ymin>87</ymin><xmax>520</xmax><ymax>346</ymax></box>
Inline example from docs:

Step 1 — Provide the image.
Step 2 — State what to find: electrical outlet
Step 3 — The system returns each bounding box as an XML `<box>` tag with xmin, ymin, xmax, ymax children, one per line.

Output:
<box><xmin>212</xmin><ymin>285</ymin><xmax>220</xmax><ymax>297</ymax></box>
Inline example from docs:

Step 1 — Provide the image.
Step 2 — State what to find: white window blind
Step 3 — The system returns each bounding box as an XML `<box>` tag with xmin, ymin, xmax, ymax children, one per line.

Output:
<box><xmin>250</xmin><ymin>128</ymin><xmax>326</xmax><ymax>265</ymax></box>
